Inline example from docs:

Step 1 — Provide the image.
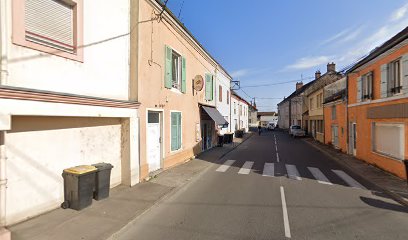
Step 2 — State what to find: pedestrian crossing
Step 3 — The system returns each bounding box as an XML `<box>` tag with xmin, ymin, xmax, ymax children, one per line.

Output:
<box><xmin>216</xmin><ymin>160</ymin><xmax>367</xmax><ymax>189</ymax></box>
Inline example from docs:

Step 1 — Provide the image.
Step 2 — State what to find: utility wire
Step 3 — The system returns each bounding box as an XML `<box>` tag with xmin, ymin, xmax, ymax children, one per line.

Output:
<box><xmin>241</xmin><ymin>77</ymin><xmax>314</xmax><ymax>88</ymax></box>
<box><xmin>178</xmin><ymin>0</ymin><xmax>185</xmax><ymax>19</ymax></box>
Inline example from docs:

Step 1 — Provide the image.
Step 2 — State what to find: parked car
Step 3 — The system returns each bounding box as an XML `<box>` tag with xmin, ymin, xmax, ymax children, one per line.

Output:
<box><xmin>289</xmin><ymin>125</ymin><xmax>305</xmax><ymax>137</ymax></box>
<box><xmin>267</xmin><ymin>122</ymin><xmax>275</xmax><ymax>131</ymax></box>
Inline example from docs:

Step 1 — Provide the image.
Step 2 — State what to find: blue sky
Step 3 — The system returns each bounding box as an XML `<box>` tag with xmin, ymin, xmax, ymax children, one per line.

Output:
<box><xmin>166</xmin><ymin>0</ymin><xmax>408</xmax><ymax>111</ymax></box>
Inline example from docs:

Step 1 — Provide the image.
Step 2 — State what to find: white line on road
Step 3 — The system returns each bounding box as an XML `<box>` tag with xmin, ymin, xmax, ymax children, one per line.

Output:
<box><xmin>262</xmin><ymin>163</ymin><xmax>275</xmax><ymax>177</ymax></box>
<box><xmin>280</xmin><ymin>186</ymin><xmax>291</xmax><ymax>238</ymax></box>
<box><xmin>276</xmin><ymin>152</ymin><xmax>280</xmax><ymax>163</ymax></box>
<box><xmin>308</xmin><ymin>167</ymin><xmax>332</xmax><ymax>185</ymax></box>
<box><xmin>286</xmin><ymin>164</ymin><xmax>302</xmax><ymax>180</ymax></box>
<box><xmin>216</xmin><ymin>160</ymin><xmax>235</xmax><ymax>172</ymax></box>
<box><xmin>332</xmin><ymin>170</ymin><xmax>366</xmax><ymax>189</ymax></box>
<box><xmin>238</xmin><ymin>161</ymin><xmax>254</xmax><ymax>175</ymax></box>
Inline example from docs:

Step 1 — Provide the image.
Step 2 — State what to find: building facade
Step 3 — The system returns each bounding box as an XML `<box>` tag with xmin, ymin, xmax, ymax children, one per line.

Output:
<box><xmin>304</xmin><ymin>63</ymin><xmax>343</xmax><ymax>142</ymax></box>
<box><xmin>0</xmin><ymin>0</ymin><xmax>140</xmax><ymax>226</ymax></box>
<box><xmin>258</xmin><ymin>112</ymin><xmax>278</xmax><ymax>127</ymax></box>
<box><xmin>231</xmin><ymin>92</ymin><xmax>249</xmax><ymax>132</ymax></box>
<box><xmin>323</xmin><ymin>77</ymin><xmax>347</xmax><ymax>152</ymax></box>
<box><xmin>215</xmin><ymin>69</ymin><xmax>232</xmax><ymax>135</ymax></box>
<box><xmin>347</xmin><ymin>27</ymin><xmax>408</xmax><ymax>179</ymax></box>
<box><xmin>136</xmin><ymin>0</ymin><xmax>230</xmax><ymax>180</ymax></box>
<box><xmin>248</xmin><ymin>104</ymin><xmax>258</xmax><ymax>128</ymax></box>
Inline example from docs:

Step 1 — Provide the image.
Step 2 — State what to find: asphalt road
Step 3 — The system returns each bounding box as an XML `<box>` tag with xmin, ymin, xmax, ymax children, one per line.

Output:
<box><xmin>118</xmin><ymin>130</ymin><xmax>408</xmax><ymax>240</ymax></box>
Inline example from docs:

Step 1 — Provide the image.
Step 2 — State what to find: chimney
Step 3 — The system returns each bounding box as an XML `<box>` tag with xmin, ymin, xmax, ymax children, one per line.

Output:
<box><xmin>296</xmin><ymin>81</ymin><xmax>303</xmax><ymax>90</ymax></box>
<box><xmin>315</xmin><ymin>70</ymin><xmax>321</xmax><ymax>80</ymax></box>
<box><xmin>327</xmin><ymin>62</ymin><xmax>336</xmax><ymax>72</ymax></box>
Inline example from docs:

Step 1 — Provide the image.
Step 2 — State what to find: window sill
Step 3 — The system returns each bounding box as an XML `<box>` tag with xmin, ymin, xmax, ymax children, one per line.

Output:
<box><xmin>170</xmin><ymin>88</ymin><xmax>183</xmax><ymax>94</ymax></box>
<box><xmin>170</xmin><ymin>147</ymin><xmax>183</xmax><ymax>154</ymax></box>
<box><xmin>371</xmin><ymin>151</ymin><xmax>404</xmax><ymax>162</ymax></box>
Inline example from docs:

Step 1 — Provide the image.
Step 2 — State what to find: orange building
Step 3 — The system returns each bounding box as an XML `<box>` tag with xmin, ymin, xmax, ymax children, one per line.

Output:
<box><xmin>347</xmin><ymin>27</ymin><xmax>408</xmax><ymax>179</ymax></box>
<box><xmin>323</xmin><ymin>77</ymin><xmax>348</xmax><ymax>152</ymax></box>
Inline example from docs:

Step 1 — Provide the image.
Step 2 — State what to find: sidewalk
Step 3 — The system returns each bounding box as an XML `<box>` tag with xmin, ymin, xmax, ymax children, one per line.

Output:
<box><xmin>8</xmin><ymin>133</ymin><xmax>253</xmax><ymax>240</ymax></box>
<box><xmin>302</xmin><ymin>137</ymin><xmax>408</xmax><ymax>206</ymax></box>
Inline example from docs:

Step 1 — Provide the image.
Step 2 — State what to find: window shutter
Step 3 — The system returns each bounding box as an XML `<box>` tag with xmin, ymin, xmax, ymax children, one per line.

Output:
<box><xmin>181</xmin><ymin>57</ymin><xmax>187</xmax><ymax>93</ymax></box>
<box><xmin>380</xmin><ymin>64</ymin><xmax>389</xmax><ymax>98</ymax></box>
<box><xmin>165</xmin><ymin>45</ymin><xmax>173</xmax><ymax>89</ymax></box>
<box><xmin>171</xmin><ymin>112</ymin><xmax>178</xmax><ymax>151</ymax></box>
<box><xmin>177</xmin><ymin>113</ymin><xmax>182</xmax><ymax>149</ymax></box>
<box><xmin>401</xmin><ymin>54</ymin><xmax>408</xmax><ymax>94</ymax></box>
<box><xmin>25</xmin><ymin>0</ymin><xmax>74</xmax><ymax>52</ymax></box>
<box><xmin>210</xmin><ymin>75</ymin><xmax>214</xmax><ymax>100</ymax></box>
<box><xmin>356</xmin><ymin>77</ymin><xmax>362</xmax><ymax>102</ymax></box>
<box><xmin>205</xmin><ymin>74</ymin><xmax>212</xmax><ymax>100</ymax></box>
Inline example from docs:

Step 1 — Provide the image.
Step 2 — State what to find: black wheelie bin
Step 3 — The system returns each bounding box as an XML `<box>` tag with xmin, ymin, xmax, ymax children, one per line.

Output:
<box><xmin>92</xmin><ymin>163</ymin><xmax>114</xmax><ymax>200</ymax></box>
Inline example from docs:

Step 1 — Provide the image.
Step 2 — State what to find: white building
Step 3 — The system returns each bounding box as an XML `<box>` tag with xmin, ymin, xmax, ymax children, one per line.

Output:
<box><xmin>231</xmin><ymin>91</ymin><xmax>249</xmax><ymax>132</ymax></box>
<box><xmin>215</xmin><ymin>69</ymin><xmax>232</xmax><ymax>135</ymax></box>
<box><xmin>0</xmin><ymin>0</ymin><xmax>139</xmax><ymax>228</ymax></box>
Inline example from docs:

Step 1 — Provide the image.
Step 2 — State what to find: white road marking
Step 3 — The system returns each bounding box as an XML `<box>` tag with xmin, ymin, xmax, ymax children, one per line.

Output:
<box><xmin>308</xmin><ymin>167</ymin><xmax>332</xmax><ymax>185</ymax></box>
<box><xmin>332</xmin><ymin>170</ymin><xmax>366</xmax><ymax>189</ymax></box>
<box><xmin>280</xmin><ymin>186</ymin><xmax>291</xmax><ymax>238</ymax></box>
<box><xmin>216</xmin><ymin>160</ymin><xmax>235</xmax><ymax>172</ymax></box>
<box><xmin>262</xmin><ymin>163</ymin><xmax>275</xmax><ymax>177</ymax></box>
<box><xmin>275</xmin><ymin>145</ymin><xmax>278</xmax><ymax>152</ymax></box>
<box><xmin>286</xmin><ymin>164</ymin><xmax>302</xmax><ymax>180</ymax></box>
<box><xmin>238</xmin><ymin>161</ymin><xmax>254</xmax><ymax>175</ymax></box>
<box><xmin>276</xmin><ymin>152</ymin><xmax>280</xmax><ymax>163</ymax></box>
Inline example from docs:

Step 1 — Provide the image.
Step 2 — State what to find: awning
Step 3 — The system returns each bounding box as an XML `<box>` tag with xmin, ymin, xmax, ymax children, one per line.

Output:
<box><xmin>201</xmin><ymin>106</ymin><xmax>229</xmax><ymax>126</ymax></box>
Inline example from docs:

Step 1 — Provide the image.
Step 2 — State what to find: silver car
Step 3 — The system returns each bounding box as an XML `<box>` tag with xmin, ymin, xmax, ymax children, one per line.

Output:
<box><xmin>289</xmin><ymin>125</ymin><xmax>305</xmax><ymax>137</ymax></box>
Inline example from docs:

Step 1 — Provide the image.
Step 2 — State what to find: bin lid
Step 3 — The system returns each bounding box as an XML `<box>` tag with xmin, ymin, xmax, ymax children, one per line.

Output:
<box><xmin>92</xmin><ymin>163</ymin><xmax>114</xmax><ymax>170</ymax></box>
<box><xmin>63</xmin><ymin>165</ymin><xmax>97</xmax><ymax>175</ymax></box>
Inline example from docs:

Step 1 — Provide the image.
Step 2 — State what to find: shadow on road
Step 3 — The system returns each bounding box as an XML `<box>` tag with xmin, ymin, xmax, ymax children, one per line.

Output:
<box><xmin>360</xmin><ymin>196</ymin><xmax>408</xmax><ymax>213</ymax></box>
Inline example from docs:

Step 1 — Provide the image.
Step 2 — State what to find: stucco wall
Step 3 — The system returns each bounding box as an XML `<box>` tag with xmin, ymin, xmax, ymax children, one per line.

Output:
<box><xmin>5</xmin><ymin>116</ymin><xmax>123</xmax><ymax>225</ymax></box>
<box><xmin>137</xmin><ymin>0</ymin><xmax>219</xmax><ymax>179</ymax></box>
<box><xmin>2</xmin><ymin>0</ymin><xmax>130</xmax><ymax>100</ymax></box>
<box><xmin>215</xmin><ymin>71</ymin><xmax>231</xmax><ymax>135</ymax></box>
<box><xmin>324</xmin><ymin>102</ymin><xmax>347</xmax><ymax>152</ymax></box>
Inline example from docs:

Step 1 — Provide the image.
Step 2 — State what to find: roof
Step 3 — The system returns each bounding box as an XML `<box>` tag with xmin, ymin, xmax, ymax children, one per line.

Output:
<box><xmin>154</xmin><ymin>0</ymin><xmax>232</xmax><ymax>79</ymax></box>
<box><xmin>231</xmin><ymin>90</ymin><xmax>251</xmax><ymax>106</ymax></box>
<box><xmin>257</xmin><ymin>112</ymin><xmax>277</xmax><ymax>116</ymax></box>
<box><xmin>347</xmin><ymin>26</ymin><xmax>408</xmax><ymax>73</ymax></box>
<box><xmin>277</xmin><ymin>80</ymin><xmax>315</xmax><ymax>106</ymax></box>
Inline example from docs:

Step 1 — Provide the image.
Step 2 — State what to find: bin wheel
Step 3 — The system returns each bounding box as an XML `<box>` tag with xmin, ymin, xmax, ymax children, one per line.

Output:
<box><xmin>61</xmin><ymin>201</ymin><xmax>70</xmax><ymax>209</ymax></box>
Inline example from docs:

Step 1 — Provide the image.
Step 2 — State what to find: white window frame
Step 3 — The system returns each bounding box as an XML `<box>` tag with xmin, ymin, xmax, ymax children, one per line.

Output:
<box><xmin>362</xmin><ymin>72</ymin><xmax>373</xmax><ymax>101</ymax></box>
<box><xmin>388</xmin><ymin>59</ymin><xmax>402</xmax><ymax>96</ymax></box>
<box><xmin>372</xmin><ymin>122</ymin><xmax>405</xmax><ymax>160</ymax></box>
<box><xmin>171</xmin><ymin>50</ymin><xmax>182</xmax><ymax>91</ymax></box>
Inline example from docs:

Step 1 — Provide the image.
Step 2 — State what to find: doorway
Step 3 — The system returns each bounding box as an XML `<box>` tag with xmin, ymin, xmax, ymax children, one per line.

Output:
<box><xmin>147</xmin><ymin>111</ymin><xmax>162</xmax><ymax>172</ymax></box>
<box><xmin>349</xmin><ymin>122</ymin><xmax>357</xmax><ymax>156</ymax></box>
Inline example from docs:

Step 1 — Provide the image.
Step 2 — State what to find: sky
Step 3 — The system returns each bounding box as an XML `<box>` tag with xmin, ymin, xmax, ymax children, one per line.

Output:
<box><xmin>166</xmin><ymin>0</ymin><xmax>408</xmax><ymax>112</ymax></box>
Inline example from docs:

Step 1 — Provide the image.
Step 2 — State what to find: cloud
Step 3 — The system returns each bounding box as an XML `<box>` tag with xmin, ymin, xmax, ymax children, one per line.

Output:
<box><xmin>230</xmin><ymin>69</ymin><xmax>250</xmax><ymax>78</ymax></box>
<box><xmin>390</xmin><ymin>3</ymin><xmax>408</xmax><ymax>22</ymax></box>
<box><xmin>320</xmin><ymin>26</ymin><xmax>364</xmax><ymax>47</ymax></box>
<box><xmin>285</xmin><ymin>56</ymin><xmax>331</xmax><ymax>70</ymax></box>
<box><xmin>320</xmin><ymin>28</ymin><xmax>352</xmax><ymax>46</ymax></box>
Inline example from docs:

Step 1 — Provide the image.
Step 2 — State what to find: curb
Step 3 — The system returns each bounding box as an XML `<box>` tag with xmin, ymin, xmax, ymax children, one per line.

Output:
<box><xmin>302</xmin><ymin>138</ymin><xmax>408</xmax><ymax>207</ymax></box>
<box><xmin>108</xmin><ymin>133</ymin><xmax>254</xmax><ymax>239</ymax></box>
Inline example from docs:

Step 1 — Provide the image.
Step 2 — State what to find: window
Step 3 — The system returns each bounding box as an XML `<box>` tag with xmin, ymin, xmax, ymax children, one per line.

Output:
<box><xmin>171</xmin><ymin>112</ymin><xmax>182</xmax><ymax>151</ymax></box>
<box><xmin>165</xmin><ymin>46</ymin><xmax>186</xmax><ymax>92</ymax></box>
<box><xmin>362</xmin><ymin>72</ymin><xmax>373</xmax><ymax>100</ymax></box>
<box><xmin>239</xmin><ymin>105</ymin><xmax>242</xmax><ymax>116</ymax></box>
<box><xmin>219</xmin><ymin>85</ymin><xmax>222</xmax><ymax>102</ymax></box>
<box><xmin>310</xmin><ymin>98</ymin><xmax>313</xmax><ymax>110</ymax></box>
<box><xmin>234</xmin><ymin>102</ymin><xmax>236</xmax><ymax>114</ymax></box>
<box><xmin>389</xmin><ymin>59</ymin><xmax>402</xmax><ymax>95</ymax></box>
<box><xmin>331</xmin><ymin>106</ymin><xmax>336</xmax><ymax>120</ymax></box>
<box><xmin>12</xmin><ymin>0</ymin><xmax>83</xmax><ymax>61</ymax></box>
<box><xmin>171</xmin><ymin>51</ymin><xmax>182</xmax><ymax>89</ymax></box>
<box><xmin>227</xmin><ymin>91</ymin><xmax>230</xmax><ymax>104</ymax></box>
<box><xmin>372</xmin><ymin>123</ymin><xmax>404</xmax><ymax>160</ymax></box>
<box><xmin>331</xmin><ymin>126</ymin><xmax>339</xmax><ymax>147</ymax></box>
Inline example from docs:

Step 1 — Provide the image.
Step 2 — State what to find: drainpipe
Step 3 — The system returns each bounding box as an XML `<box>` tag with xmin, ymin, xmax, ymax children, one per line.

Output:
<box><xmin>0</xmin><ymin>132</ymin><xmax>7</xmax><ymax>227</ymax></box>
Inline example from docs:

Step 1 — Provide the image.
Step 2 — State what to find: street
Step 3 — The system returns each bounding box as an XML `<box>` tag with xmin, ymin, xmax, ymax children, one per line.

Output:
<box><xmin>117</xmin><ymin>131</ymin><xmax>408</xmax><ymax>240</ymax></box>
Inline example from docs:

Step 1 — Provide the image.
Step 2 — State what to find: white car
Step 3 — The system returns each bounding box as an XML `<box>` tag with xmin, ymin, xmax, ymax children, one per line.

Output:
<box><xmin>267</xmin><ymin>122</ymin><xmax>275</xmax><ymax>131</ymax></box>
<box><xmin>289</xmin><ymin>125</ymin><xmax>305</xmax><ymax>137</ymax></box>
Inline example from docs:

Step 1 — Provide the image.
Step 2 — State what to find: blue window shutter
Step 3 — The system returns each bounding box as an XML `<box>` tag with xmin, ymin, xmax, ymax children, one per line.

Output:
<box><xmin>171</xmin><ymin>112</ymin><xmax>178</xmax><ymax>151</ymax></box>
<box><xmin>380</xmin><ymin>64</ymin><xmax>388</xmax><ymax>98</ymax></box>
<box><xmin>165</xmin><ymin>45</ymin><xmax>172</xmax><ymax>89</ymax></box>
<box><xmin>401</xmin><ymin>54</ymin><xmax>408</xmax><ymax>94</ymax></box>
<box><xmin>356</xmin><ymin>76</ymin><xmax>362</xmax><ymax>102</ymax></box>
<box><xmin>205</xmin><ymin>74</ymin><xmax>212</xmax><ymax>100</ymax></box>
<box><xmin>181</xmin><ymin>57</ymin><xmax>187</xmax><ymax>93</ymax></box>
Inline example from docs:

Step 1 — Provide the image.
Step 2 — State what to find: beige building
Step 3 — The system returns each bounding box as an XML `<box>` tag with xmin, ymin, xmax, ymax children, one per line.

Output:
<box><xmin>0</xmin><ymin>0</ymin><xmax>140</xmax><ymax>229</ymax></box>
<box><xmin>135</xmin><ymin>0</ymin><xmax>231</xmax><ymax>179</ymax></box>
<box><xmin>304</xmin><ymin>63</ymin><xmax>343</xmax><ymax>142</ymax></box>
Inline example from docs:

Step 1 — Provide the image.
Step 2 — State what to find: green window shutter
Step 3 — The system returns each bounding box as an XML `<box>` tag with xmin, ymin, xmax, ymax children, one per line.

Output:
<box><xmin>171</xmin><ymin>112</ymin><xmax>178</xmax><ymax>151</ymax></box>
<box><xmin>210</xmin><ymin>75</ymin><xmax>214</xmax><ymax>100</ymax></box>
<box><xmin>380</xmin><ymin>64</ymin><xmax>388</xmax><ymax>98</ymax></box>
<box><xmin>205</xmin><ymin>74</ymin><xmax>212</xmax><ymax>100</ymax></box>
<box><xmin>177</xmin><ymin>112</ymin><xmax>182</xmax><ymax>149</ymax></box>
<box><xmin>164</xmin><ymin>45</ymin><xmax>172</xmax><ymax>89</ymax></box>
<box><xmin>181</xmin><ymin>57</ymin><xmax>187</xmax><ymax>93</ymax></box>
